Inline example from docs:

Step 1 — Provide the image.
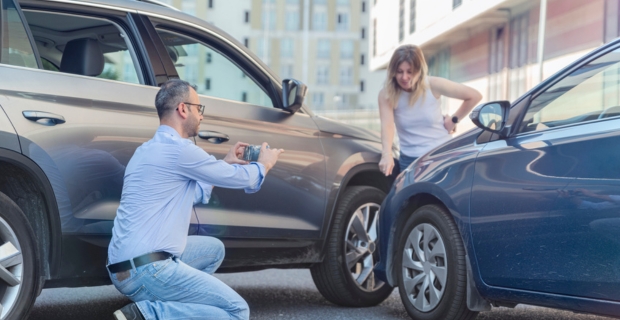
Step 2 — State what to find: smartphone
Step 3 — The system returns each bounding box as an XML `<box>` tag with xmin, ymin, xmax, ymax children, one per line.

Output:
<box><xmin>242</xmin><ymin>145</ymin><xmax>267</xmax><ymax>162</ymax></box>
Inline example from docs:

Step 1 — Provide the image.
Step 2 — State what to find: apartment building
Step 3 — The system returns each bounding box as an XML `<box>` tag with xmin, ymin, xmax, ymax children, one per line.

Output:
<box><xmin>160</xmin><ymin>0</ymin><xmax>385</xmax><ymax>131</ymax></box>
<box><xmin>370</xmin><ymin>0</ymin><xmax>619</xmax><ymax>132</ymax></box>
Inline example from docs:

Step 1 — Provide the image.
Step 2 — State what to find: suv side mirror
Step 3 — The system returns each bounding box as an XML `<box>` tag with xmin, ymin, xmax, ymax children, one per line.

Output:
<box><xmin>282</xmin><ymin>78</ymin><xmax>307</xmax><ymax>114</ymax></box>
<box><xmin>470</xmin><ymin>101</ymin><xmax>511</xmax><ymax>135</ymax></box>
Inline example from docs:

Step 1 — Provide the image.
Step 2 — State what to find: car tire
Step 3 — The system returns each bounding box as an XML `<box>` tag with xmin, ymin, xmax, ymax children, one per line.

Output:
<box><xmin>311</xmin><ymin>186</ymin><xmax>393</xmax><ymax>307</ymax></box>
<box><xmin>0</xmin><ymin>191</ymin><xmax>40</xmax><ymax>320</ymax></box>
<box><xmin>396</xmin><ymin>204</ymin><xmax>477</xmax><ymax>320</ymax></box>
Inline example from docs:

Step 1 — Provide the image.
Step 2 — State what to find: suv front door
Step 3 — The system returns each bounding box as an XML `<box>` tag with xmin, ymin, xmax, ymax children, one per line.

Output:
<box><xmin>146</xmin><ymin>17</ymin><xmax>327</xmax><ymax>267</ymax></box>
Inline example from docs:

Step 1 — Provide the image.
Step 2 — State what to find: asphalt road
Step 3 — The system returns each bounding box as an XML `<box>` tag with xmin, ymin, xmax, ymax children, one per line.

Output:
<box><xmin>29</xmin><ymin>269</ymin><xmax>615</xmax><ymax>320</ymax></box>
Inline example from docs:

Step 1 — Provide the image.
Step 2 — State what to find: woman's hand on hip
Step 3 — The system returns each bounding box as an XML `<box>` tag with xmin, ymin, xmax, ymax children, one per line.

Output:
<box><xmin>443</xmin><ymin>114</ymin><xmax>457</xmax><ymax>134</ymax></box>
<box><xmin>379</xmin><ymin>155</ymin><xmax>394</xmax><ymax>176</ymax></box>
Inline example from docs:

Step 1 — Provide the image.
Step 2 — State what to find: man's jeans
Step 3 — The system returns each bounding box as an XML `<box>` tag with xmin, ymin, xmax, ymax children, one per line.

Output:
<box><xmin>108</xmin><ymin>236</ymin><xmax>249</xmax><ymax>320</ymax></box>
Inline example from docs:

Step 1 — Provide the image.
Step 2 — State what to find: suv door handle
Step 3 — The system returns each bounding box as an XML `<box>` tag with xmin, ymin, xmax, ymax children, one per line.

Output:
<box><xmin>22</xmin><ymin>111</ymin><xmax>66</xmax><ymax>125</ymax></box>
<box><xmin>198</xmin><ymin>131</ymin><xmax>229</xmax><ymax>144</ymax></box>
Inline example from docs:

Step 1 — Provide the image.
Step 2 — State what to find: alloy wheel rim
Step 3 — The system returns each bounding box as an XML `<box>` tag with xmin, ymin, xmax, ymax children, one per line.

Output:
<box><xmin>344</xmin><ymin>202</ymin><xmax>385</xmax><ymax>292</ymax></box>
<box><xmin>0</xmin><ymin>216</ymin><xmax>23</xmax><ymax>320</ymax></box>
<box><xmin>402</xmin><ymin>223</ymin><xmax>447</xmax><ymax>312</ymax></box>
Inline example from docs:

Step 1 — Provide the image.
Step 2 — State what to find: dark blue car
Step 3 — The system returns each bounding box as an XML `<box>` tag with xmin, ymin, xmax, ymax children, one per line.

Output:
<box><xmin>376</xmin><ymin>39</ymin><xmax>620</xmax><ymax>319</ymax></box>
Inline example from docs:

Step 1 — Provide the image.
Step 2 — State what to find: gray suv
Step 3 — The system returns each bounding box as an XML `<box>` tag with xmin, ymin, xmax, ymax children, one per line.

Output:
<box><xmin>0</xmin><ymin>0</ymin><xmax>396</xmax><ymax>318</ymax></box>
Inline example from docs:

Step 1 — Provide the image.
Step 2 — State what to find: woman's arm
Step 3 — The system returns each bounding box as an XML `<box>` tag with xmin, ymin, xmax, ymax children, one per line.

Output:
<box><xmin>378</xmin><ymin>88</ymin><xmax>396</xmax><ymax>176</ymax></box>
<box><xmin>429</xmin><ymin>76</ymin><xmax>483</xmax><ymax>133</ymax></box>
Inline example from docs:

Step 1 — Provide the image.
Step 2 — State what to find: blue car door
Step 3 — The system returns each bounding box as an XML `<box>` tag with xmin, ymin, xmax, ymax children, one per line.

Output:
<box><xmin>470</xmin><ymin>45</ymin><xmax>620</xmax><ymax>300</ymax></box>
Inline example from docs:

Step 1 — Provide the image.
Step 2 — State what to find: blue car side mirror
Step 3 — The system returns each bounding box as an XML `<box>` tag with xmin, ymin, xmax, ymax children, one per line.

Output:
<box><xmin>470</xmin><ymin>101</ymin><xmax>511</xmax><ymax>135</ymax></box>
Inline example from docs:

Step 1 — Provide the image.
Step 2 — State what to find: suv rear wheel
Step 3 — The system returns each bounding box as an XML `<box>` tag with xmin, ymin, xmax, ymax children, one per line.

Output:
<box><xmin>311</xmin><ymin>186</ymin><xmax>393</xmax><ymax>307</ymax></box>
<box><xmin>0</xmin><ymin>192</ymin><xmax>40</xmax><ymax>320</ymax></box>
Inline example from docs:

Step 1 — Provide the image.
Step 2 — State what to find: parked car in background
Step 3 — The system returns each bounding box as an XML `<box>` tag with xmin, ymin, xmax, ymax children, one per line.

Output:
<box><xmin>376</xmin><ymin>38</ymin><xmax>620</xmax><ymax>319</ymax></box>
<box><xmin>0</xmin><ymin>0</ymin><xmax>397</xmax><ymax>318</ymax></box>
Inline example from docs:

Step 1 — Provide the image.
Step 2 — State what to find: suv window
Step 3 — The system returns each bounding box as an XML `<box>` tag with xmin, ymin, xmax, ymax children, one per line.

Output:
<box><xmin>520</xmin><ymin>48</ymin><xmax>620</xmax><ymax>133</ymax></box>
<box><xmin>22</xmin><ymin>10</ymin><xmax>142</xmax><ymax>84</ymax></box>
<box><xmin>156</xmin><ymin>29</ymin><xmax>272</xmax><ymax>107</ymax></box>
<box><xmin>1</xmin><ymin>0</ymin><xmax>38</xmax><ymax>68</ymax></box>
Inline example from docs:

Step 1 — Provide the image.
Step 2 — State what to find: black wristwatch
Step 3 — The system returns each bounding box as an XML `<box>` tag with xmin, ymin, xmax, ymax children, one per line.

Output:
<box><xmin>451</xmin><ymin>115</ymin><xmax>459</xmax><ymax>124</ymax></box>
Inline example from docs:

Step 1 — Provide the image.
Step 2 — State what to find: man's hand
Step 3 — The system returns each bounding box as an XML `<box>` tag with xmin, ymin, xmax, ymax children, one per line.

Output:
<box><xmin>257</xmin><ymin>142</ymin><xmax>284</xmax><ymax>173</ymax></box>
<box><xmin>224</xmin><ymin>141</ymin><xmax>249</xmax><ymax>165</ymax></box>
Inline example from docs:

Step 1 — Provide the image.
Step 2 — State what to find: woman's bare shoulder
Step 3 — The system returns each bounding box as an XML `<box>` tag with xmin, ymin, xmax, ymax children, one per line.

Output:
<box><xmin>427</xmin><ymin>76</ymin><xmax>445</xmax><ymax>87</ymax></box>
<box><xmin>378</xmin><ymin>87</ymin><xmax>390</xmax><ymax>101</ymax></box>
<box><xmin>427</xmin><ymin>76</ymin><xmax>444</xmax><ymax>99</ymax></box>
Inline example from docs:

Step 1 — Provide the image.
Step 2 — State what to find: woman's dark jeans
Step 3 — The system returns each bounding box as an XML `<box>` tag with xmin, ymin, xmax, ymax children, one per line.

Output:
<box><xmin>399</xmin><ymin>153</ymin><xmax>418</xmax><ymax>171</ymax></box>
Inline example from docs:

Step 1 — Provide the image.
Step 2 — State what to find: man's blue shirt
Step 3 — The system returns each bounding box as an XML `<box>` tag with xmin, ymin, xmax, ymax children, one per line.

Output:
<box><xmin>108</xmin><ymin>125</ymin><xmax>265</xmax><ymax>264</ymax></box>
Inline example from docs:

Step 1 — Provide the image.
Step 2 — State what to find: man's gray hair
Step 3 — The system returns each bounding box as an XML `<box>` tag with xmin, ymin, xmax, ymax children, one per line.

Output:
<box><xmin>155</xmin><ymin>79</ymin><xmax>197</xmax><ymax>119</ymax></box>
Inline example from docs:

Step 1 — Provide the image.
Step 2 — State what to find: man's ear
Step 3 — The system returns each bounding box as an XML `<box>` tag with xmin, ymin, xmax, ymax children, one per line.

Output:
<box><xmin>176</xmin><ymin>102</ymin><xmax>189</xmax><ymax>119</ymax></box>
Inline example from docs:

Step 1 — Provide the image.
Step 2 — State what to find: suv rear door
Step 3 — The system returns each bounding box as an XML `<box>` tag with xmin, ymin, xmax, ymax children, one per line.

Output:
<box><xmin>143</xmin><ymin>15</ymin><xmax>327</xmax><ymax>267</ymax></box>
<box><xmin>1</xmin><ymin>1</ymin><xmax>161</xmax><ymax>276</ymax></box>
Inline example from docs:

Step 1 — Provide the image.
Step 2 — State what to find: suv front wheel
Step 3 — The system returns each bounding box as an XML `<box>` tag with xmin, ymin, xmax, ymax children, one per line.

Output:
<box><xmin>311</xmin><ymin>186</ymin><xmax>393</xmax><ymax>307</ymax></box>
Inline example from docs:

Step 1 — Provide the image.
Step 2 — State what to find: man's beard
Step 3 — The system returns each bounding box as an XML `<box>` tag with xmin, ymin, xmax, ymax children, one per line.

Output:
<box><xmin>184</xmin><ymin>116</ymin><xmax>199</xmax><ymax>138</ymax></box>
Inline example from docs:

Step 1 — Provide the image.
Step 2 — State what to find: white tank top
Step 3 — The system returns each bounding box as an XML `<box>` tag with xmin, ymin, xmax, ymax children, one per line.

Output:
<box><xmin>393</xmin><ymin>87</ymin><xmax>452</xmax><ymax>157</ymax></box>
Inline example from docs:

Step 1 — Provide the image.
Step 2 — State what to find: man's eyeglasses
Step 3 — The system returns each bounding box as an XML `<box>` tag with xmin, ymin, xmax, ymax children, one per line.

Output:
<box><xmin>177</xmin><ymin>102</ymin><xmax>205</xmax><ymax>115</ymax></box>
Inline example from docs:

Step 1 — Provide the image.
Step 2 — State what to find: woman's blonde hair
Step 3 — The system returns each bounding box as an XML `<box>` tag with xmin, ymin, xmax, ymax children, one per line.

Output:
<box><xmin>384</xmin><ymin>44</ymin><xmax>429</xmax><ymax>109</ymax></box>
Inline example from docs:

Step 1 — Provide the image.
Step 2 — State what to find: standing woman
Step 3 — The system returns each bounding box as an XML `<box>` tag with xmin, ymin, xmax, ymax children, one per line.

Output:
<box><xmin>378</xmin><ymin>44</ymin><xmax>482</xmax><ymax>175</ymax></box>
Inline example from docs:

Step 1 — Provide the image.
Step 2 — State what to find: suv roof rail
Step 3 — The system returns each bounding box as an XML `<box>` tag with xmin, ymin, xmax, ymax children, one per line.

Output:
<box><xmin>134</xmin><ymin>0</ymin><xmax>179</xmax><ymax>11</ymax></box>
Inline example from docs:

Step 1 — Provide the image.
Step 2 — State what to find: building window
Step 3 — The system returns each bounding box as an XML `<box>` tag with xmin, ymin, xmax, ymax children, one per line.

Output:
<box><xmin>312</xmin><ymin>92</ymin><xmax>324</xmax><ymax>108</ymax></box>
<box><xmin>206</xmin><ymin>53</ymin><xmax>212</xmax><ymax>63</ymax></box>
<box><xmin>360</xmin><ymin>53</ymin><xmax>365</xmax><ymax>65</ymax></box>
<box><xmin>281</xmin><ymin>38</ymin><xmax>294</xmax><ymax>58</ymax></box>
<box><xmin>490</xmin><ymin>27</ymin><xmax>505</xmax><ymax>74</ymax></box>
<box><xmin>362</xmin><ymin>1</ymin><xmax>366</xmax><ymax>12</ymax></box>
<box><xmin>262</xmin><ymin>8</ymin><xmax>276</xmax><ymax>30</ymax></box>
<box><xmin>244</xmin><ymin>38</ymin><xmax>249</xmax><ymax>47</ymax></box>
<box><xmin>427</xmin><ymin>48</ymin><xmax>450</xmax><ymax>78</ymax></box>
<box><xmin>360</xmin><ymin>80</ymin><xmax>365</xmax><ymax>92</ymax></box>
<box><xmin>317</xmin><ymin>66</ymin><xmax>329</xmax><ymax>85</ymax></box>
<box><xmin>258</xmin><ymin>40</ymin><xmax>270</xmax><ymax>60</ymax></box>
<box><xmin>244</xmin><ymin>11</ymin><xmax>250</xmax><ymax>23</ymax></box>
<box><xmin>313</xmin><ymin>11</ymin><xmax>327</xmax><ymax>31</ymax></box>
<box><xmin>337</xmin><ymin>13</ymin><xmax>350</xmax><ymax>31</ymax></box>
<box><xmin>285</xmin><ymin>10</ymin><xmax>299</xmax><ymax>31</ymax></box>
<box><xmin>280</xmin><ymin>64</ymin><xmax>294</xmax><ymax>79</ymax></box>
<box><xmin>361</xmin><ymin>27</ymin><xmax>366</xmax><ymax>39</ymax></box>
<box><xmin>508</xmin><ymin>13</ymin><xmax>529</xmax><ymax>100</ymax></box>
<box><xmin>205</xmin><ymin>78</ymin><xmax>211</xmax><ymax>90</ymax></box>
<box><xmin>182</xmin><ymin>1</ymin><xmax>196</xmax><ymax>15</ymax></box>
<box><xmin>241</xmin><ymin>92</ymin><xmax>247</xmax><ymax>102</ymax></box>
<box><xmin>340</xmin><ymin>40</ymin><xmax>354</xmax><ymax>59</ymax></box>
<box><xmin>337</xmin><ymin>0</ymin><xmax>349</xmax><ymax>5</ymax></box>
<box><xmin>399</xmin><ymin>0</ymin><xmax>405</xmax><ymax>41</ymax></box>
<box><xmin>286</xmin><ymin>0</ymin><xmax>299</xmax><ymax>3</ymax></box>
<box><xmin>410</xmin><ymin>0</ymin><xmax>416</xmax><ymax>33</ymax></box>
<box><xmin>208</xmin><ymin>0</ymin><xmax>213</xmax><ymax>8</ymax></box>
<box><xmin>317</xmin><ymin>39</ymin><xmax>331</xmax><ymax>59</ymax></box>
<box><xmin>340</xmin><ymin>66</ymin><xmax>353</xmax><ymax>85</ymax></box>
<box><xmin>335</xmin><ymin>93</ymin><xmax>350</xmax><ymax>107</ymax></box>
<box><xmin>453</xmin><ymin>0</ymin><xmax>462</xmax><ymax>9</ymax></box>
<box><xmin>373</xmin><ymin>19</ymin><xmax>377</xmax><ymax>57</ymax></box>
<box><xmin>509</xmin><ymin>14</ymin><xmax>528</xmax><ymax>69</ymax></box>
